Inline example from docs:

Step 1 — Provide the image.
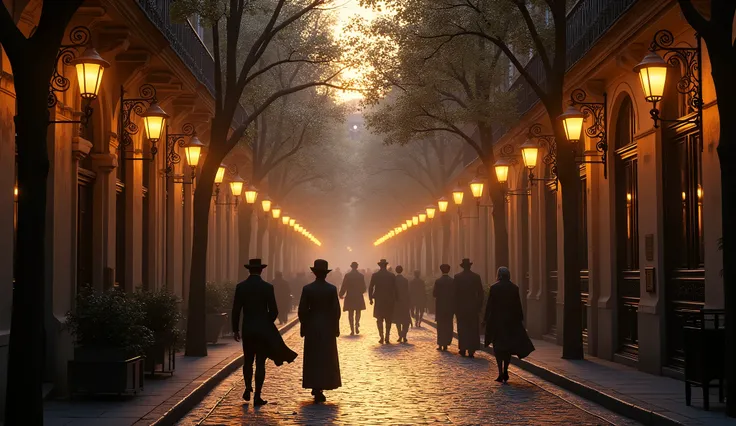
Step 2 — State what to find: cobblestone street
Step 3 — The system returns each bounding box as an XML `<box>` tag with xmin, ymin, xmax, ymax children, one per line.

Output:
<box><xmin>178</xmin><ymin>302</ymin><xmax>639</xmax><ymax>425</ymax></box>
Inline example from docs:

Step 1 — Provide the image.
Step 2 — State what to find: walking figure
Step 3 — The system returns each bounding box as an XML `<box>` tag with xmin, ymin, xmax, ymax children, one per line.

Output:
<box><xmin>272</xmin><ymin>271</ymin><xmax>292</xmax><ymax>325</ymax></box>
<box><xmin>455</xmin><ymin>258</ymin><xmax>485</xmax><ymax>358</ymax></box>
<box><xmin>339</xmin><ymin>261</ymin><xmax>367</xmax><ymax>335</ymax></box>
<box><xmin>368</xmin><ymin>259</ymin><xmax>397</xmax><ymax>344</ymax></box>
<box><xmin>433</xmin><ymin>264</ymin><xmax>455</xmax><ymax>351</ymax></box>
<box><xmin>409</xmin><ymin>270</ymin><xmax>426</xmax><ymax>327</ymax></box>
<box><xmin>483</xmin><ymin>267</ymin><xmax>535</xmax><ymax>383</ymax></box>
<box><xmin>298</xmin><ymin>259</ymin><xmax>342</xmax><ymax>403</ymax></box>
<box><xmin>232</xmin><ymin>259</ymin><xmax>297</xmax><ymax>406</ymax></box>
<box><xmin>393</xmin><ymin>266</ymin><xmax>411</xmax><ymax>343</ymax></box>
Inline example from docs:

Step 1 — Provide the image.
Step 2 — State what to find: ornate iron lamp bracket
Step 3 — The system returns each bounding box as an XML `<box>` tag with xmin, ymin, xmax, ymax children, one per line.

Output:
<box><xmin>119</xmin><ymin>84</ymin><xmax>157</xmax><ymax>161</ymax></box>
<box><xmin>527</xmin><ymin>123</ymin><xmax>558</xmax><ymax>190</ymax></box>
<box><xmin>48</xmin><ymin>26</ymin><xmax>94</xmax><ymax>131</ymax></box>
<box><xmin>165</xmin><ymin>123</ymin><xmax>195</xmax><ymax>184</ymax></box>
<box><xmin>569</xmin><ymin>89</ymin><xmax>608</xmax><ymax>178</ymax></box>
<box><xmin>648</xmin><ymin>29</ymin><xmax>703</xmax><ymax>137</ymax></box>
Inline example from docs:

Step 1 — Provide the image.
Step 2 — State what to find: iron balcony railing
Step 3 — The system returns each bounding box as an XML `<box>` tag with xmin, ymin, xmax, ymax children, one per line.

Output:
<box><xmin>493</xmin><ymin>0</ymin><xmax>640</xmax><ymax>141</ymax></box>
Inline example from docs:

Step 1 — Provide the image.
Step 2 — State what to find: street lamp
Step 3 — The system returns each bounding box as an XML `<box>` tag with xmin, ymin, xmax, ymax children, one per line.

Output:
<box><xmin>494</xmin><ymin>159</ymin><xmax>510</xmax><ymax>185</ymax></box>
<box><xmin>282</xmin><ymin>214</ymin><xmax>290</xmax><ymax>225</ymax></box>
<box><xmin>214</xmin><ymin>164</ymin><xmax>227</xmax><ymax>186</ymax></box>
<box><xmin>426</xmin><ymin>205</ymin><xmax>436</xmax><ymax>219</ymax></box>
<box><xmin>244</xmin><ymin>185</ymin><xmax>258</xmax><ymax>204</ymax></box>
<box><xmin>419</xmin><ymin>213</ymin><xmax>427</xmax><ymax>223</ymax></box>
<box><xmin>184</xmin><ymin>135</ymin><xmax>204</xmax><ymax>169</ymax></box>
<box><xmin>272</xmin><ymin>205</ymin><xmax>282</xmax><ymax>219</ymax></box>
<box><xmin>438</xmin><ymin>197</ymin><xmax>449</xmax><ymax>213</ymax></box>
<box><xmin>412</xmin><ymin>216</ymin><xmax>419</xmax><ymax>226</ymax></box>
<box><xmin>289</xmin><ymin>218</ymin><xmax>296</xmax><ymax>227</ymax></box>
<box><xmin>70</xmin><ymin>47</ymin><xmax>110</xmax><ymax>100</ymax></box>
<box><xmin>261</xmin><ymin>196</ymin><xmax>272</xmax><ymax>213</ymax></box>
<box><xmin>229</xmin><ymin>175</ymin><xmax>244</xmax><ymax>197</ymax></box>
<box><xmin>469</xmin><ymin>177</ymin><xmax>484</xmax><ymax>200</ymax></box>
<box><xmin>141</xmin><ymin>102</ymin><xmax>169</xmax><ymax>144</ymax></box>
<box><xmin>520</xmin><ymin>140</ymin><xmax>540</xmax><ymax>170</ymax></box>
<box><xmin>406</xmin><ymin>219</ymin><xmax>413</xmax><ymax>228</ymax></box>
<box><xmin>402</xmin><ymin>223</ymin><xmax>408</xmax><ymax>231</ymax></box>
<box><xmin>559</xmin><ymin>105</ymin><xmax>585</xmax><ymax>143</ymax></box>
<box><xmin>452</xmin><ymin>188</ymin><xmax>464</xmax><ymax>206</ymax></box>
<box><xmin>634</xmin><ymin>52</ymin><xmax>668</xmax><ymax>103</ymax></box>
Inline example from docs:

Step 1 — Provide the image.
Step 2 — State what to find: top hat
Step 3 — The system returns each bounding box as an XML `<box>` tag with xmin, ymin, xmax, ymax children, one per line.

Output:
<box><xmin>460</xmin><ymin>258</ymin><xmax>473</xmax><ymax>267</ymax></box>
<box><xmin>245</xmin><ymin>258</ymin><xmax>267</xmax><ymax>270</ymax></box>
<box><xmin>377</xmin><ymin>259</ymin><xmax>389</xmax><ymax>266</ymax></box>
<box><xmin>350</xmin><ymin>261</ymin><xmax>359</xmax><ymax>268</ymax></box>
<box><xmin>310</xmin><ymin>259</ymin><xmax>332</xmax><ymax>273</ymax></box>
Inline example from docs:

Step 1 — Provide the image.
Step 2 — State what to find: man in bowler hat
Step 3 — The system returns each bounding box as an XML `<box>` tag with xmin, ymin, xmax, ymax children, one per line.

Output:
<box><xmin>339</xmin><ymin>261</ymin><xmax>367</xmax><ymax>335</ymax></box>
<box><xmin>232</xmin><ymin>259</ymin><xmax>297</xmax><ymax>405</ymax></box>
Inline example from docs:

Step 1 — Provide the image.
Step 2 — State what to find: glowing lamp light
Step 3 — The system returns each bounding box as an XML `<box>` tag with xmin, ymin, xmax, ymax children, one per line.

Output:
<box><xmin>426</xmin><ymin>205</ymin><xmax>436</xmax><ymax>219</ymax></box>
<box><xmin>559</xmin><ymin>105</ymin><xmax>585</xmax><ymax>142</ymax></box>
<box><xmin>405</xmin><ymin>219</ymin><xmax>412</xmax><ymax>228</ymax></box>
<box><xmin>70</xmin><ymin>47</ymin><xmax>110</xmax><ymax>100</ymax></box>
<box><xmin>184</xmin><ymin>135</ymin><xmax>205</xmax><ymax>168</ymax></box>
<box><xmin>438</xmin><ymin>197</ymin><xmax>449</xmax><ymax>213</ymax></box>
<box><xmin>245</xmin><ymin>186</ymin><xmax>258</xmax><ymax>204</ymax></box>
<box><xmin>261</xmin><ymin>197</ymin><xmax>272</xmax><ymax>213</ymax></box>
<box><xmin>141</xmin><ymin>102</ymin><xmax>169</xmax><ymax>143</ymax></box>
<box><xmin>412</xmin><ymin>216</ymin><xmax>419</xmax><ymax>226</ymax></box>
<box><xmin>282</xmin><ymin>215</ymin><xmax>290</xmax><ymax>225</ymax></box>
<box><xmin>634</xmin><ymin>52</ymin><xmax>669</xmax><ymax>103</ymax></box>
<box><xmin>520</xmin><ymin>140</ymin><xmax>540</xmax><ymax>170</ymax></box>
<box><xmin>271</xmin><ymin>205</ymin><xmax>282</xmax><ymax>219</ymax></box>
<box><xmin>419</xmin><ymin>213</ymin><xmax>427</xmax><ymax>222</ymax></box>
<box><xmin>229</xmin><ymin>175</ymin><xmax>244</xmax><ymax>197</ymax></box>
<box><xmin>402</xmin><ymin>223</ymin><xmax>408</xmax><ymax>231</ymax></box>
<box><xmin>469</xmin><ymin>178</ymin><xmax>484</xmax><ymax>199</ymax></box>
<box><xmin>289</xmin><ymin>219</ymin><xmax>296</xmax><ymax>227</ymax></box>
<box><xmin>214</xmin><ymin>164</ymin><xmax>227</xmax><ymax>184</ymax></box>
<box><xmin>452</xmin><ymin>188</ymin><xmax>464</xmax><ymax>205</ymax></box>
<box><xmin>494</xmin><ymin>159</ymin><xmax>510</xmax><ymax>185</ymax></box>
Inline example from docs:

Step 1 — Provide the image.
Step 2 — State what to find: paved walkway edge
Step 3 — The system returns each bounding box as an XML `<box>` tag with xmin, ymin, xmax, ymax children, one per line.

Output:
<box><xmin>150</xmin><ymin>317</ymin><xmax>299</xmax><ymax>426</ymax></box>
<box><xmin>422</xmin><ymin>319</ymin><xmax>682</xmax><ymax>426</ymax></box>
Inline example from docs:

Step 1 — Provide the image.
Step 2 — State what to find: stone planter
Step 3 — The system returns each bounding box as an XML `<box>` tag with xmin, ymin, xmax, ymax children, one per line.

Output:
<box><xmin>145</xmin><ymin>343</ymin><xmax>176</xmax><ymax>376</ymax></box>
<box><xmin>206</xmin><ymin>312</ymin><xmax>228</xmax><ymax>344</ymax></box>
<box><xmin>69</xmin><ymin>347</ymin><xmax>144</xmax><ymax>396</ymax></box>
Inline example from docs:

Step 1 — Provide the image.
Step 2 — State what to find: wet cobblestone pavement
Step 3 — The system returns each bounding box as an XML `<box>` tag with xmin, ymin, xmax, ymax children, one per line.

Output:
<box><xmin>178</xmin><ymin>305</ymin><xmax>640</xmax><ymax>425</ymax></box>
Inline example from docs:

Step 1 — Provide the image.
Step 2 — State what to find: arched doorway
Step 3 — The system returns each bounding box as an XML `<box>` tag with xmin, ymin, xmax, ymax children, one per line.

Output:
<box><xmin>613</xmin><ymin>95</ymin><xmax>639</xmax><ymax>359</ymax></box>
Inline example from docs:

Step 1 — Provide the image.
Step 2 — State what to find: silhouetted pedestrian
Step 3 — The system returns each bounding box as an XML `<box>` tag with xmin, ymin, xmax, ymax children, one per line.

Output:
<box><xmin>291</xmin><ymin>272</ymin><xmax>308</xmax><ymax>309</ymax></box>
<box><xmin>272</xmin><ymin>271</ymin><xmax>292</xmax><ymax>325</ymax></box>
<box><xmin>332</xmin><ymin>267</ymin><xmax>344</xmax><ymax>288</ymax></box>
<box><xmin>409</xmin><ymin>270</ymin><xmax>426</xmax><ymax>327</ymax></box>
<box><xmin>368</xmin><ymin>259</ymin><xmax>397</xmax><ymax>344</ymax></box>
<box><xmin>483</xmin><ymin>267</ymin><xmax>535</xmax><ymax>383</ymax></box>
<box><xmin>232</xmin><ymin>259</ymin><xmax>297</xmax><ymax>406</ymax></box>
<box><xmin>393</xmin><ymin>266</ymin><xmax>411</xmax><ymax>343</ymax></box>
<box><xmin>455</xmin><ymin>259</ymin><xmax>484</xmax><ymax>358</ymax></box>
<box><xmin>433</xmin><ymin>264</ymin><xmax>455</xmax><ymax>351</ymax></box>
<box><xmin>299</xmin><ymin>259</ymin><xmax>342</xmax><ymax>403</ymax></box>
<box><xmin>339</xmin><ymin>261</ymin><xmax>367</xmax><ymax>335</ymax></box>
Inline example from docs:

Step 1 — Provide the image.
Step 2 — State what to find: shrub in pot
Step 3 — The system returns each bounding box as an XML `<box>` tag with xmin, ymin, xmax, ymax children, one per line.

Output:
<box><xmin>205</xmin><ymin>282</ymin><xmax>228</xmax><ymax>344</ymax></box>
<box><xmin>66</xmin><ymin>288</ymin><xmax>154</xmax><ymax>395</ymax></box>
<box><xmin>134</xmin><ymin>288</ymin><xmax>183</xmax><ymax>375</ymax></box>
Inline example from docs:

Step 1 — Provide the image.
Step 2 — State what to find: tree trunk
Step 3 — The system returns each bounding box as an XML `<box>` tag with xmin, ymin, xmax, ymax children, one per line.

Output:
<box><xmin>441</xmin><ymin>214</ymin><xmax>451</xmax><ymax>264</ymax></box>
<box><xmin>186</xmin><ymin>137</ymin><xmax>224</xmax><ymax>357</ymax></box>
<box><xmin>425</xmin><ymin>226</ymin><xmax>432</xmax><ymax>276</ymax></box>
<box><xmin>256</xmin><ymin>214</ymin><xmax>267</xmax><ymax>258</ymax></box>
<box><xmin>554</xmin><ymin>125</ymin><xmax>584</xmax><ymax>360</ymax></box>
<box><xmin>484</xmin><ymin>161</ymin><xmax>510</xmax><ymax>269</ymax></box>
<box><xmin>238</xmin><ymin>203</ymin><xmax>253</xmax><ymax>281</ymax></box>
<box><xmin>5</xmin><ymin>67</ymin><xmax>52</xmax><ymax>426</ymax></box>
<box><xmin>268</xmin><ymin>225</ymin><xmax>276</xmax><ymax>279</ymax></box>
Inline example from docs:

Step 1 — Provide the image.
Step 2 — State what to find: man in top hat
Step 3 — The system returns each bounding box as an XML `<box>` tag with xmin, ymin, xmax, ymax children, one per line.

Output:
<box><xmin>368</xmin><ymin>259</ymin><xmax>397</xmax><ymax>344</ymax></box>
<box><xmin>454</xmin><ymin>258</ymin><xmax>485</xmax><ymax>357</ymax></box>
<box><xmin>339</xmin><ymin>261</ymin><xmax>367</xmax><ymax>335</ymax></box>
<box><xmin>299</xmin><ymin>259</ymin><xmax>342</xmax><ymax>403</ymax></box>
<box><xmin>232</xmin><ymin>259</ymin><xmax>297</xmax><ymax>405</ymax></box>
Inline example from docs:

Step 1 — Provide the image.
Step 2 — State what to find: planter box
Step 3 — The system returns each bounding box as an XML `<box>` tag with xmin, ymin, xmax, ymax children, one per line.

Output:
<box><xmin>145</xmin><ymin>343</ymin><xmax>176</xmax><ymax>376</ymax></box>
<box><xmin>206</xmin><ymin>312</ymin><xmax>228</xmax><ymax>344</ymax></box>
<box><xmin>69</xmin><ymin>348</ymin><xmax>144</xmax><ymax>396</ymax></box>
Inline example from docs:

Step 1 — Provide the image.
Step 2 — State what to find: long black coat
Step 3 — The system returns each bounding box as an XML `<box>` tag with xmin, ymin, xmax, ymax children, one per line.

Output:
<box><xmin>484</xmin><ymin>279</ymin><xmax>535</xmax><ymax>359</ymax></box>
<box><xmin>339</xmin><ymin>269</ymin><xmax>367</xmax><ymax>311</ymax></box>
<box><xmin>454</xmin><ymin>270</ymin><xmax>484</xmax><ymax>352</ymax></box>
<box><xmin>393</xmin><ymin>274</ymin><xmax>411</xmax><ymax>325</ymax></box>
<box><xmin>231</xmin><ymin>276</ymin><xmax>297</xmax><ymax>366</ymax></box>
<box><xmin>433</xmin><ymin>275</ymin><xmax>455</xmax><ymax>346</ymax></box>
<box><xmin>272</xmin><ymin>276</ymin><xmax>292</xmax><ymax>322</ymax></box>
<box><xmin>369</xmin><ymin>268</ymin><xmax>397</xmax><ymax>320</ymax></box>
<box><xmin>298</xmin><ymin>279</ymin><xmax>342</xmax><ymax>390</ymax></box>
<box><xmin>409</xmin><ymin>278</ymin><xmax>427</xmax><ymax>309</ymax></box>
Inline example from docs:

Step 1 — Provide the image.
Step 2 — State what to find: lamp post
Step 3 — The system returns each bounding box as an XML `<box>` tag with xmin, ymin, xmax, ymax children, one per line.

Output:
<box><xmin>118</xmin><ymin>84</ymin><xmax>169</xmax><ymax>161</ymax></box>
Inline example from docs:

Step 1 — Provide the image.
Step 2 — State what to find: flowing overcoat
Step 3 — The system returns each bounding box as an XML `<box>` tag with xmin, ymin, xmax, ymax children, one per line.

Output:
<box><xmin>433</xmin><ymin>275</ymin><xmax>455</xmax><ymax>346</ymax></box>
<box><xmin>409</xmin><ymin>278</ymin><xmax>427</xmax><ymax>310</ymax></box>
<box><xmin>231</xmin><ymin>276</ymin><xmax>297</xmax><ymax>366</ymax></box>
<box><xmin>369</xmin><ymin>268</ymin><xmax>397</xmax><ymax>320</ymax></box>
<box><xmin>392</xmin><ymin>274</ymin><xmax>411</xmax><ymax>325</ymax></box>
<box><xmin>484</xmin><ymin>279</ymin><xmax>535</xmax><ymax>359</ymax></box>
<box><xmin>339</xmin><ymin>270</ymin><xmax>367</xmax><ymax>311</ymax></box>
<box><xmin>298</xmin><ymin>279</ymin><xmax>342</xmax><ymax>390</ymax></box>
<box><xmin>454</xmin><ymin>270</ymin><xmax>485</xmax><ymax>352</ymax></box>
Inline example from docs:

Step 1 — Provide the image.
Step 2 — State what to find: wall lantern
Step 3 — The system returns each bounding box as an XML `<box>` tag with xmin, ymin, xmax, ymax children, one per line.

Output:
<box><xmin>406</xmin><ymin>219</ymin><xmax>413</xmax><ymax>228</ymax></box>
<box><xmin>119</xmin><ymin>84</ymin><xmax>161</xmax><ymax>160</ymax></box>
<box><xmin>523</xmin><ymin>124</ymin><xmax>559</xmax><ymax>188</ymax></box>
<box><xmin>229</xmin><ymin>175</ymin><xmax>244</xmax><ymax>197</ymax></box>
<box><xmin>164</xmin><ymin>123</ymin><xmax>201</xmax><ymax>184</ymax></box>
<box><xmin>419</xmin><ymin>213</ymin><xmax>427</xmax><ymax>223</ymax></box>
<box><xmin>437</xmin><ymin>197</ymin><xmax>449</xmax><ymax>213</ymax></box>
<box><xmin>561</xmin><ymin>89</ymin><xmax>608</xmax><ymax>178</ymax></box>
<box><xmin>559</xmin><ymin>106</ymin><xmax>585</xmax><ymax>143</ymax></box>
<box><xmin>185</xmin><ymin>135</ymin><xmax>204</xmax><ymax>168</ymax></box>
<box><xmin>142</xmin><ymin>102</ymin><xmax>169</xmax><ymax>143</ymax></box>
<box><xmin>426</xmin><ymin>205</ymin><xmax>436</xmax><ymax>219</ymax></box>
<box><xmin>494</xmin><ymin>159</ymin><xmax>510</xmax><ymax>185</ymax></box>
<box><xmin>261</xmin><ymin>196</ymin><xmax>272</xmax><ymax>213</ymax></box>
<box><xmin>452</xmin><ymin>188</ymin><xmax>464</xmax><ymax>206</ymax></box>
<box><xmin>402</xmin><ymin>223</ymin><xmax>408</xmax><ymax>231</ymax></box>
<box><xmin>469</xmin><ymin>177</ymin><xmax>484</xmax><ymax>200</ymax></box>
<box><xmin>214</xmin><ymin>164</ymin><xmax>227</xmax><ymax>185</ymax></box>
<box><xmin>245</xmin><ymin>186</ymin><xmax>258</xmax><ymax>204</ymax></box>
<box><xmin>272</xmin><ymin>205</ymin><xmax>282</xmax><ymax>219</ymax></box>
<box><xmin>70</xmin><ymin>47</ymin><xmax>109</xmax><ymax>100</ymax></box>
<box><xmin>412</xmin><ymin>216</ymin><xmax>419</xmax><ymax>226</ymax></box>
<box><xmin>633</xmin><ymin>29</ymin><xmax>703</xmax><ymax>145</ymax></box>
<box><xmin>282</xmin><ymin>215</ymin><xmax>291</xmax><ymax>225</ymax></box>
<box><xmin>289</xmin><ymin>219</ymin><xmax>296</xmax><ymax>227</ymax></box>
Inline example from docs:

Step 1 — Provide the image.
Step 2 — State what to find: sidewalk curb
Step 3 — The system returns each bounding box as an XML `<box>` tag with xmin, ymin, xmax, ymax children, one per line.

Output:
<box><xmin>423</xmin><ymin>318</ymin><xmax>683</xmax><ymax>426</ymax></box>
<box><xmin>150</xmin><ymin>317</ymin><xmax>299</xmax><ymax>426</ymax></box>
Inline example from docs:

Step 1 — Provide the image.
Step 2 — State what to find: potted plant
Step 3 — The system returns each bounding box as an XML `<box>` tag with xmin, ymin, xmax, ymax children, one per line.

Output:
<box><xmin>205</xmin><ymin>282</ymin><xmax>228</xmax><ymax>344</ymax></box>
<box><xmin>66</xmin><ymin>288</ymin><xmax>154</xmax><ymax>395</ymax></box>
<box><xmin>134</xmin><ymin>288</ymin><xmax>183</xmax><ymax>376</ymax></box>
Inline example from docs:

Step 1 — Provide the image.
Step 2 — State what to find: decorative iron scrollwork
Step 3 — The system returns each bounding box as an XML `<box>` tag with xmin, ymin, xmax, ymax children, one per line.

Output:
<box><xmin>165</xmin><ymin>122</ymin><xmax>195</xmax><ymax>176</ymax></box>
<box><xmin>650</xmin><ymin>30</ymin><xmax>702</xmax><ymax>114</ymax></box>
<box><xmin>528</xmin><ymin>124</ymin><xmax>558</xmax><ymax>182</ymax></box>
<box><xmin>48</xmin><ymin>26</ymin><xmax>91</xmax><ymax>109</ymax></box>
<box><xmin>569</xmin><ymin>89</ymin><xmax>608</xmax><ymax>178</ymax></box>
<box><xmin>119</xmin><ymin>84</ymin><xmax>157</xmax><ymax>156</ymax></box>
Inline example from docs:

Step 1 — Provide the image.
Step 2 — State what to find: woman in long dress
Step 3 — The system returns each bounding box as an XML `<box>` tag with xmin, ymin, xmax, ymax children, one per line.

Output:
<box><xmin>298</xmin><ymin>259</ymin><xmax>342</xmax><ymax>403</ymax></box>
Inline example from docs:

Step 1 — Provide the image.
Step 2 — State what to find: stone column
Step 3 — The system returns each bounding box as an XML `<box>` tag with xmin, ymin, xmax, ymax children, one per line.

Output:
<box><xmin>526</xmin><ymin>182</ymin><xmax>546</xmax><ymax>338</ymax></box>
<box><xmin>182</xmin><ymin>182</ymin><xmax>193</xmax><ymax>307</ymax></box>
<box><xmin>90</xmin><ymin>152</ymin><xmax>117</xmax><ymax>291</ymax></box>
